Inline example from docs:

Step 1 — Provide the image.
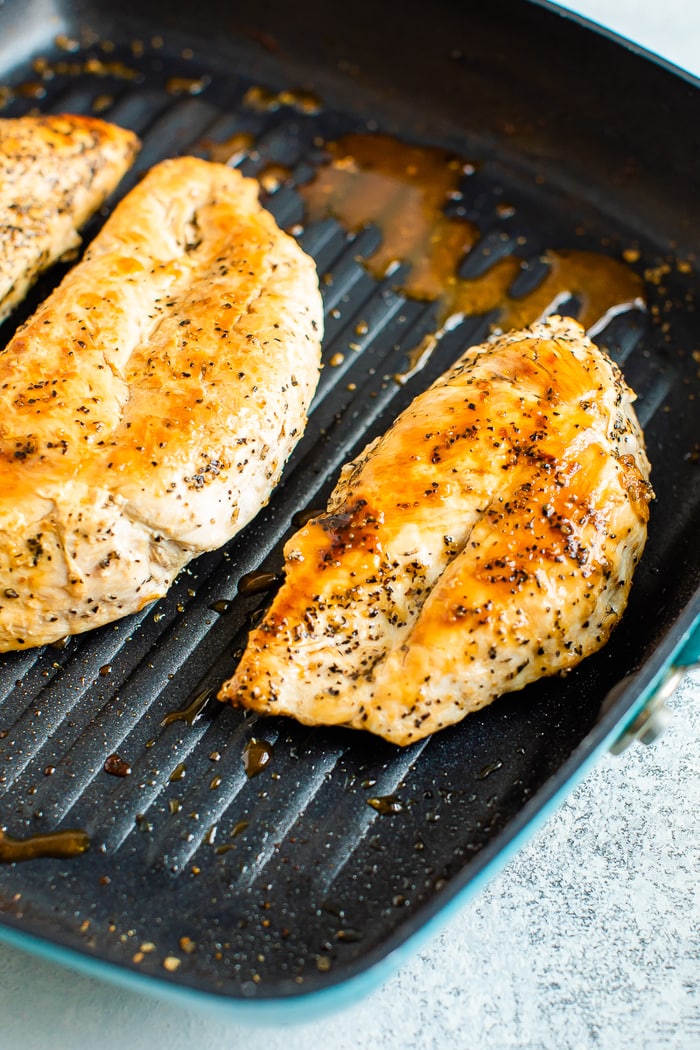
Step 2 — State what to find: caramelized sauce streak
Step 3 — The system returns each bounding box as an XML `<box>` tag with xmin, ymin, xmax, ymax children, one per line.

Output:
<box><xmin>447</xmin><ymin>249</ymin><xmax>644</xmax><ymax>334</ymax></box>
<box><xmin>238</xmin><ymin>569</ymin><xmax>281</xmax><ymax>596</ymax></box>
<box><xmin>367</xmin><ymin>794</ymin><xmax>405</xmax><ymax>815</ymax></box>
<box><xmin>214</xmin><ymin>819</ymin><xmax>250</xmax><ymax>853</ymax></box>
<box><xmin>92</xmin><ymin>93</ymin><xmax>114</xmax><ymax>114</ymax></box>
<box><xmin>394</xmin><ymin>332</ymin><xmax>439</xmax><ymax>385</ymax></box>
<box><xmin>161</xmin><ymin>687</ymin><xmax>214</xmax><ymax>727</ymax></box>
<box><xmin>477</xmin><ymin>760</ymin><xmax>504</xmax><ymax>780</ymax></box>
<box><xmin>17</xmin><ymin>81</ymin><xmax>46</xmax><ymax>99</ymax></box>
<box><xmin>300</xmin><ymin>134</ymin><xmax>644</xmax><ymax>336</ymax></box>
<box><xmin>202</xmin><ymin>131</ymin><xmax>254</xmax><ymax>166</ymax></box>
<box><xmin>165</xmin><ymin>76</ymin><xmax>208</xmax><ymax>97</ymax></box>
<box><xmin>257</xmin><ymin>163</ymin><xmax>292</xmax><ymax>194</ymax></box>
<box><xmin>0</xmin><ymin>828</ymin><xmax>89</xmax><ymax>863</ymax></box>
<box><xmin>37</xmin><ymin>57</ymin><xmax>141</xmax><ymax>80</ymax></box>
<box><xmin>243</xmin><ymin>85</ymin><xmax>322</xmax><ymax>115</ymax></box>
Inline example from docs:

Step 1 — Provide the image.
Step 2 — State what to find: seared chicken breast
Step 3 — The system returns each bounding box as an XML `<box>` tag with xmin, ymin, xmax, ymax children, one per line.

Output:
<box><xmin>0</xmin><ymin>114</ymin><xmax>139</xmax><ymax>324</ymax></box>
<box><xmin>221</xmin><ymin>317</ymin><xmax>652</xmax><ymax>745</ymax></box>
<box><xmin>0</xmin><ymin>156</ymin><xmax>322</xmax><ymax>650</ymax></box>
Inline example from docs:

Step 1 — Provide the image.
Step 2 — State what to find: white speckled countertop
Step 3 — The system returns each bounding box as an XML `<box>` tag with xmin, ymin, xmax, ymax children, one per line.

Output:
<box><xmin>1</xmin><ymin>3</ymin><xmax>699</xmax><ymax>1047</ymax></box>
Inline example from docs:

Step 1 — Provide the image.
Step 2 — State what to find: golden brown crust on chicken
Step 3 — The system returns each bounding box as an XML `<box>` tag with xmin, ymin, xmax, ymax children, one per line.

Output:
<box><xmin>0</xmin><ymin>156</ymin><xmax>323</xmax><ymax>650</ymax></box>
<box><xmin>221</xmin><ymin>316</ymin><xmax>652</xmax><ymax>745</ymax></box>
<box><xmin>0</xmin><ymin>114</ymin><xmax>140</xmax><ymax>324</ymax></box>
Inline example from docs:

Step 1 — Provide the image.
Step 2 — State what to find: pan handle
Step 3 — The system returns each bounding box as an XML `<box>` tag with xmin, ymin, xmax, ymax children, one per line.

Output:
<box><xmin>609</xmin><ymin>618</ymin><xmax>700</xmax><ymax>755</ymax></box>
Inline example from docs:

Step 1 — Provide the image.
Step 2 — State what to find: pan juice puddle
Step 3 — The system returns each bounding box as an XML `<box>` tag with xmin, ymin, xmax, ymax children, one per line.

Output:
<box><xmin>301</xmin><ymin>133</ymin><xmax>481</xmax><ymax>301</ymax></box>
<box><xmin>299</xmin><ymin>133</ymin><xmax>644</xmax><ymax>375</ymax></box>
<box><xmin>0</xmin><ymin>827</ymin><xmax>90</xmax><ymax>863</ymax></box>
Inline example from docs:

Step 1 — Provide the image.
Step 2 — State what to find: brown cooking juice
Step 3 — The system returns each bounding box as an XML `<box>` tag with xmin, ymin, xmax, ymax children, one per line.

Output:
<box><xmin>0</xmin><ymin>827</ymin><xmax>90</xmax><ymax>863</ymax></box>
<box><xmin>300</xmin><ymin>134</ymin><xmax>643</xmax><ymax>337</ymax></box>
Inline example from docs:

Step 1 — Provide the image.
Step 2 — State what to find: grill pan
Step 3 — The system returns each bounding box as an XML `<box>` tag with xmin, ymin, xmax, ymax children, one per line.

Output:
<box><xmin>0</xmin><ymin>0</ymin><xmax>699</xmax><ymax>1021</ymax></box>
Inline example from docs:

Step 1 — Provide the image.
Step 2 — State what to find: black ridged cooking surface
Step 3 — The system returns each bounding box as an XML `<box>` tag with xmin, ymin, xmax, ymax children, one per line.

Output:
<box><xmin>0</xmin><ymin>2</ymin><xmax>699</xmax><ymax>1009</ymax></box>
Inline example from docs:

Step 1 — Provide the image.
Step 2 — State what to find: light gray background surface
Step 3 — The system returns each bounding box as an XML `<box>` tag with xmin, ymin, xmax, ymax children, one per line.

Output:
<box><xmin>0</xmin><ymin>3</ymin><xmax>698</xmax><ymax>1047</ymax></box>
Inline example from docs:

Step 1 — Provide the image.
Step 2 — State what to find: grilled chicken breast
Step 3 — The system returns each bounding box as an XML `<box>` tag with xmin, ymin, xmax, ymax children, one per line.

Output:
<box><xmin>0</xmin><ymin>114</ymin><xmax>139</xmax><ymax>325</ymax></box>
<box><xmin>0</xmin><ymin>156</ymin><xmax>323</xmax><ymax>651</ymax></box>
<box><xmin>221</xmin><ymin>316</ymin><xmax>652</xmax><ymax>745</ymax></box>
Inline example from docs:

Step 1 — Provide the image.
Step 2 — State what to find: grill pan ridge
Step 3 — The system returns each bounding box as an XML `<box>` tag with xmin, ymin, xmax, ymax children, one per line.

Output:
<box><xmin>0</xmin><ymin>0</ymin><xmax>698</xmax><ymax>1016</ymax></box>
